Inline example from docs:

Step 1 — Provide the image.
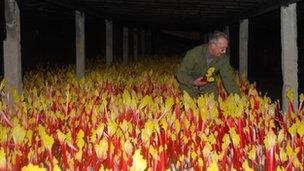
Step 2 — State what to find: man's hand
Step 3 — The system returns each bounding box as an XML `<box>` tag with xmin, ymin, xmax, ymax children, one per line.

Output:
<box><xmin>192</xmin><ymin>76</ymin><xmax>207</xmax><ymax>87</ymax></box>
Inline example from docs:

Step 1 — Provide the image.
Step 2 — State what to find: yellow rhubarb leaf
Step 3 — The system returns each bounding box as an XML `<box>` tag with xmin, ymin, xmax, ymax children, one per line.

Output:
<box><xmin>44</xmin><ymin>134</ymin><xmax>54</xmax><ymax>150</ymax></box>
<box><xmin>222</xmin><ymin>134</ymin><xmax>231</xmax><ymax>149</ymax></box>
<box><xmin>174</xmin><ymin>119</ymin><xmax>181</xmax><ymax>133</ymax></box>
<box><xmin>276</xmin><ymin>166</ymin><xmax>286</xmax><ymax>171</ymax></box>
<box><xmin>288</xmin><ymin>123</ymin><xmax>297</xmax><ymax>136</ymax></box>
<box><xmin>56</xmin><ymin>129</ymin><xmax>66</xmax><ymax>142</ymax></box>
<box><xmin>242</xmin><ymin>160</ymin><xmax>253</xmax><ymax>171</ymax></box>
<box><xmin>182</xmin><ymin>134</ymin><xmax>189</xmax><ymax>144</ymax></box>
<box><xmin>53</xmin><ymin>164</ymin><xmax>62</xmax><ymax>171</ymax></box>
<box><xmin>178</xmin><ymin>154</ymin><xmax>185</xmax><ymax>162</ymax></box>
<box><xmin>141</xmin><ymin>120</ymin><xmax>155</xmax><ymax>144</ymax></box>
<box><xmin>120</xmin><ymin>120</ymin><xmax>132</xmax><ymax>133</ymax></box>
<box><xmin>165</xmin><ymin>96</ymin><xmax>174</xmax><ymax>111</ymax></box>
<box><xmin>277</xmin><ymin>130</ymin><xmax>285</xmax><ymax>143</ymax></box>
<box><xmin>279</xmin><ymin>149</ymin><xmax>287</xmax><ymax>161</ymax></box>
<box><xmin>208</xmin><ymin>134</ymin><xmax>216</xmax><ymax>145</ymax></box>
<box><xmin>75</xmin><ymin>150</ymin><xmax>83</xmax><ymax>161</ymax></box>
<box><xmin>207</xmin><ymin>161</ymin><xmax>218</xmax><ymax>171</ymax></box>
<box><xmin>264</xmin><ymin>130</ymin><xmax>277</xmax><ymax>149</ymax></box>
<box><xmin>21</xmin><ymin>163</ymin><xmax>46</xmax><ymax>171</ymax></box>
<box><xmin>122</xmin><ymin>89</ymin><xmax>131</xmax><ymax>105</ymax></box>
<box><xmin>286</xmin><ymin>89</ymin><xmax>294</xmax><ymax>102</ymax></box>
<box><xmin>0</xmin><ymin>126</ymin><xmax>8</xmax><ymax>143</ymax></box>
<box><xmin>12</xmin><ymin>123</ymin><xmax>26</xmax><ymax>145</ymax></box>
<box><xmin>292</xmin><ymin>157</ymin><xmax>303</xmax><ymax>169</ymax></box>
<box><xmin>207</xmin><ymin>76</ymin><xmax>215</xmax><ymax>82</ymax></box>
<box><xmin>26</xmin><ymin>130</ymin><xmax>33</xmax><ymax>142</ymax></box>
<box><xmin>140</xmin><ymin>95</ymin><xmax>152</xmax><ymax>109</ymax></box>
<box><xmin>108</xmin><ymin>121</ymin><xmax>118</xmax><ymax>136</ymax></box>
<box><xmin>98</xmin><ymin>165</ymin><xmax>110</xmax><ymax>171</ymax></box>
<box><xmin>198</xmin><ymin>157</ymin><xmax>204</xmax><ymax>167</ymax></box>
<box><xmin>170</xmin><ymin>133</ymin><xmax>176</xmax><ymax>141</ymax></box>
<box><xmin>229</xmin><ymin>128</ymin><xmax>240</xmax><ymax>147</ymax></box>
<box><xmin>211</xmin><ymin>152</ymin><xmax>220</xmax><ymax>163</ymax></box>
<box><xmin>95</xmin><ymin>137</ymin><xmax>108</xmax><ymax>159</ymax></box>
<box><xmin>207</xmin><ymin>67</ymin><xmax>215</xmax><ymax>75</ymax></box>
<box><xmin>184</xmin><ymin>119</ymin><xmax>190</xmax><ymax>130</ymax></box>
<box><xmin>300</xmin><ymin>94</ymin><xmax>304</xmax><ymax>103</ymax></box>
<box><xmin>130</xmin><ymin>150</ymin><xmax>147</xmax><ymax>171</ymax></box>
<box><xmin>248</xmin><ymin>146</ymin><xmax>256</xmax><ymax>161</ymax></box>
<box><xmin>286</xmin><ymin>144</ymin><xmax>299</xmax><ymax>157</ymax></box>
<box><xmin>65</xmin><ymin>131</ymin><xmax>73</xmax><ymax>146</ymax></box>
<box><xmin>203</xmin><ymin>143</ymin><xmax>212</xmax><ymax>158</ymax></box>
<box><xmin>90</xmin><ymin>130</ymin><xmax>97</xmax><ymax>143</ymax></box>
<box><xmin>297</xmin><ymin>121</ymin><xmax>304</xmax><ymax>136</ymax></box>
<box><xmin>76</xmin><ymin>129</ymin><xmax>85</xmax><ymax>150</ymax></box>
<box><xmin>149</xmin><ymin>146</ymin><xmax>158</xmax><ymax>160</ymax></box>
<box><xmin>0</xmin><ymin>147</ymin><xmax>6</xmax><ymax>169</ymax></box>
<box><xmin>96</xmin><ymin>123</ymin><xmax>105</xmax><ymax>138</ymax></box>
<box><xmin>109</xmin><ymin>141</ymin><xmax>115</xmax><ymax>155</ymax></box>
<box><xmin>123</xmin><ymin>140</ymin><xmax>133</xmax><ymax>156</ymax></box>
<box><xmin>160</xmin><ymin>118</ymin><xmax>168</xmax><ymax>131</ymax></box>
<box><xmin>191</xmin><ymin>151</ymin><xmax>197</xmax><ymax>160</ymax></box>
<box><xmin>94</xmin><ymin>89</ymin><xmax>99</xmax><ymax>97</ymax></box>
<box><xmin>183</xmin><ymin>91</ymin><xmax>196</xmax><ymax>110</ymax></box>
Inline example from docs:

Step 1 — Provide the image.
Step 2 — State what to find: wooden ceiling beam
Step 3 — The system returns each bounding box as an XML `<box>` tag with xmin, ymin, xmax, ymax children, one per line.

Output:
<box><xmin>240</xmin><ymin>0</ymin><xmax>302</xmax><ymax>19</ymax></box>
<box><xmin>12</xmin><ymin>0</ymin><xmax>304</xmax><ymax>32</ymax></box>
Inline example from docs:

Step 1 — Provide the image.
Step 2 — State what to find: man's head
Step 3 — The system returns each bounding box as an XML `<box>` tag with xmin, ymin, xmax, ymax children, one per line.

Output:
<box><xmin>208</xmin><ymin>31</ymin><xmax>229</xmax><ymax>57</ymax></box>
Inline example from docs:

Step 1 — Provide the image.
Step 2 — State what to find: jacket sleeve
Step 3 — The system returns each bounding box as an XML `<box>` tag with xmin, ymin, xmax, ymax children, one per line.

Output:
<box><xmin>219</xmin><ymin>56</ymin><xmax>241</xmax><ymax>95</ymax></box>
<box><xmin>176</xmin><ymin>51</ymin><xmax>196</xmax><ymax>86</ymax></box>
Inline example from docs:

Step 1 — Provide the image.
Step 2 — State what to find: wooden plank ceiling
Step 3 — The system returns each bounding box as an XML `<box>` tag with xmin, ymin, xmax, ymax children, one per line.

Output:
<box><xmin>2</xmin><ymin>0</ymin><xmax>304</xmax><ymax>31</ymax></box>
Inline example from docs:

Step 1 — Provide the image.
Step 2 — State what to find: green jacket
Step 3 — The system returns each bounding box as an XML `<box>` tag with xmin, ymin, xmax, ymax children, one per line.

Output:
<box><xmin>176</xmin><ymin>44</ymin><xmax>241</xmax><ymax>98</ymax></box>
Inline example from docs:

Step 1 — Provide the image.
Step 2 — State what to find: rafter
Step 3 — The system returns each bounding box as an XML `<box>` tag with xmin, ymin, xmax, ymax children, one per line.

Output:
<box><xmin>10</xmin><ymin>0</ymin><xmax>303</xmax><ymax>31</ymax></box>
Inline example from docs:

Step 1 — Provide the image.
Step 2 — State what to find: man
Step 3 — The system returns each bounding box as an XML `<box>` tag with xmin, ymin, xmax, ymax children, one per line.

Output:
<box><xmin>176</xmin><ymin>31</ymin><xmax>241</xmax><ymax>98</ymax></box>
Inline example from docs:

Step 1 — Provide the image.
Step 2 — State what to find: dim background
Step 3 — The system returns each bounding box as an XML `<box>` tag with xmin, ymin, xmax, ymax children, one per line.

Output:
<box><xmin>0</xmin><ymin>1</ymin><xmax>303</xmax><ymax>101</ymax></box>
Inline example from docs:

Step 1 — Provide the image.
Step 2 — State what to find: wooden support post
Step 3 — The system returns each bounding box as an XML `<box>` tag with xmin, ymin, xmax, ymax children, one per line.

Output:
<box><xmin>105</xmin><ymin>19</ymin><xmax>113</xmax><ymax>67</ymax></box>
<box><xmin>123</xmin><ymin>26</ymin><xmax>129</xmax><ymax>64</ymax></box>
<box><xmin>3</xmin><ymin>0</ymin><xmax>22</xmax><ymax>105</ymax></box>
<box><xmin>133</xmin><ymin>28</ymin><xmax>138</xmax><ymax>61</ymax></box>
<box><xmin>239</xmin><ymin>19</ymin><xmax>249</xmax><ymax>80</ymax></box>
<box><xmin>281</xmin><ymin>3</ymin><xmax>298</xmax><ymax>112</ymax></box>
<box><xmin>75</xmin><ymin>11</ymin><xmax>85</xmax><ymax>79</ymax></box>
<box><xmin>141</xmin><ymin>29</ymin><xmax>145</xmax><ymax>57</ymax></box>
<box><xmin>146</xmin><ymin>29</ymin><xmax>152</xmax><ymax>55</ymax></box>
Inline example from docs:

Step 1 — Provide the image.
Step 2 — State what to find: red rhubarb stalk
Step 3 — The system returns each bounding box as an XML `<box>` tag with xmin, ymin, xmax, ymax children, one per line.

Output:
<box><xmin>265</xmin><ymin>147</ymin><xmax>275</xmax><ymax>171</ymax></box>
<box><xmin>237</xmin><ymin>118</ymin><xmax>245</xmax><ymax>148</ymax></box>
<box><xmin>61</xmin><ymin>142</ymin><xmax>68</xmax><ymax>169</ymax></box>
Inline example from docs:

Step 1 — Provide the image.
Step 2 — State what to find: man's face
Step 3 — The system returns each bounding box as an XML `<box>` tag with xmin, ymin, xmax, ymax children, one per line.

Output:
<box><xmin>210</xmin><ymin>37</ymin><xmax>228</xmax><ymax>57</ymax></box>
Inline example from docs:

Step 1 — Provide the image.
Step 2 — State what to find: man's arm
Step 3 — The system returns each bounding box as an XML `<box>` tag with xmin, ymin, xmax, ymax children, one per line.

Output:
<box><xmin>219</xmin><ymin>56</ymin><xmax>241</xmax><ymax>95</ymax></box>
<box><xmin>176</xmin><ymin>51</ymin><xmax>196</xmax><ymax>86</ymax></box>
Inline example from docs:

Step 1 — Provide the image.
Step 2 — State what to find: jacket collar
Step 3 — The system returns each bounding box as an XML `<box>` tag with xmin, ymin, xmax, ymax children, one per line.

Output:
<box><xmin>202</xmin><ymin>44</ymin><xmax>222</xmax><ymax>67</ymax></box>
